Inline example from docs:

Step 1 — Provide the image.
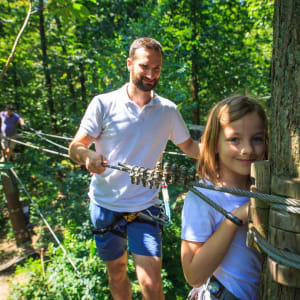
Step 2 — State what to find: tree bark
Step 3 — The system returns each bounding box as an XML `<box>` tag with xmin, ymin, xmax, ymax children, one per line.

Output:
<box><xmin>270</xmin><ymin>0</ymin><xmax>300</xmax><ymax>178</ymax></box>
<box><xmin>190</xmin><ymin>1</ymin><xmax>200</xmax><ymax>126</ymax></box>
<box><xmin>79</xmin><ymin>61</ymin><xmax>87</xmax><ymax>108</ymax></box>
<box><xmin>259</xmin><ymin>0</ymin><xmax>300</xmax><ymax>298</ymax></box>
<box><xmin>12</xmin><ymin>62</ymin><xmax>21</xmax><ymax>110</ymax></box>
<box><xmin>54</xmin><ymin>16</ymin><xmax>76</xmax><ymax>109</ymax></box>
<box><xmin>38</xmin><ymin>0</ymin><xmax>57</xmax><ymax>132</ymax></box>
<box><xmin>1</xmin><ymin>170</ymin><xmax>31</xmax><ymax>246</ymax></box>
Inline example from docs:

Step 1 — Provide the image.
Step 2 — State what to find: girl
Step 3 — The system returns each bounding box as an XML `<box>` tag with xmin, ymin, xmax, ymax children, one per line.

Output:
<box><xmin>181</xmin><ymin>96</ymin><xmax>268</xmax><ymax>300</ymax></box>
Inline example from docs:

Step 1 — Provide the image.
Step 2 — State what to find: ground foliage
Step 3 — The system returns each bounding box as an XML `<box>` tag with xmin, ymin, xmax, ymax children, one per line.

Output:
<box><xmin>4</xmin><ymin>151</ymin><xmax>190</xmax><ymax>299</ymax></box>
<box><xmin>0</xmin><ymin>0</ymin><xmax>274</xmax><ymax>298</ymax></box>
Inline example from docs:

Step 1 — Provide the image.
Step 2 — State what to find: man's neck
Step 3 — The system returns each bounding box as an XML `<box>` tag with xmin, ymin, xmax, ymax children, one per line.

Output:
<box><xmin>127</xmin><ymin>83</ymin><xmax>153</xmax><ymax>108</ymax></box>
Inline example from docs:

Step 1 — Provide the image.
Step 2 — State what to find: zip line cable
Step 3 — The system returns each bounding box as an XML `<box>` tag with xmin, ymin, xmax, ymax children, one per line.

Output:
<box><xmin>192</xmin><ymin>182</ymin><xmax>298</xmax><ymax>205</ymax></box>
<box><xmin>7</xmin><ymin>137</ymin><xmax>69</xmax><ymax>158</ymax></box>
<box><xmin>250</xmin><ymin>227</ymin><xmax>300</xmax><ymax>270</ymax></box>
<box><xmin>7</xmin><ymin>133</ymin><xmax>300</xmax><ymax>211</ymax></box>
<box><xmin>21</xmin><ymin>129</ymin><xmax>73</xmax><ymax>141</ymax></box>
<box><xmin>163</xmin><ymin>150</ymin><xmax>187</xmax><ymax>157</ymax></box>
<box><xmin>20</xmin><ymin>128</ymin><xmax>187</xmax><ymax>157</ymax></box>
<box><xmin>9</xmin><ymin>168</ymin><xmax>97</xmax><ymax>300</ymax></box>
<box><xmin>3</xmin><ymin>127</ymin><xmax>300</xmax><ymax>274</ymax></box>
<box><xmin>6</xmin><ymin>132</ymin><xmax>300</xmax><ymax>214</ymax></box>
<box><xmin>25</xmin><ymin>127</ymin><xmax>69</xmax><ymax>151</ymax></box>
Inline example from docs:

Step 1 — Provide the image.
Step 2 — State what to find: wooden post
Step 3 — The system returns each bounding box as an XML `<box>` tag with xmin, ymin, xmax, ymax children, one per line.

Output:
<box><xmin>1</xmin><ymin>165</ymin><xmax>31</xmax><ymax>246</ymax></box>
<box><xmin>247</xmin><ymin>160</ymin><xmax>271</xmax><ymax>250</ymax></box>
<box><xmin>267</xmin><ymin>177</ymin><xmax>300</xmax><ymax>288</ymax></box>
<box><xmin>247</xmin><ymin>161</ymin><xmax>271</xmax><ymax>300</ymax></box>
<box><xmin>257</xmin><ymin>176</ymin><xmax>300</xmax><ymax>299</ymax></box>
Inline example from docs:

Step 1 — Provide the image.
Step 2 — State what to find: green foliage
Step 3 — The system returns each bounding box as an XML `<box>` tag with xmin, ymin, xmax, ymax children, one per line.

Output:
<box><xmin>1</xmin><ymin>0</ymin><xmax>274</xmax><ymax>298</ymax></box>
<box><xmin>8</xmin><ymin>172</ymin><xmax>190</xmax><ymax>299</ymax></box>
<box><xmin>7</xmin><ymin>148</ymin><xmax>192</xmax><ymax>298</ymax></box>
<box><xmin>0</xmin><ymin>0</ymin><xmax>273</xmax><ymax>132</ymax></box>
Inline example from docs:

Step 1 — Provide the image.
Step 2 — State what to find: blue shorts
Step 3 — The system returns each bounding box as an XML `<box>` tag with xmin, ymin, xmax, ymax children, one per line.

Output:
<box><xmin>89</xmin><ymin>201</ymin><xmax>162</xmax><ymax>261</ymax></box>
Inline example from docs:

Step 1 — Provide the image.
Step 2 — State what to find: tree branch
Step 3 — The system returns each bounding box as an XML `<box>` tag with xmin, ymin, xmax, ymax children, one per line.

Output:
<box><xmin>0</xmin><ymin>1</ymin><xmax>32</xmax><ymax>81</ymax></box>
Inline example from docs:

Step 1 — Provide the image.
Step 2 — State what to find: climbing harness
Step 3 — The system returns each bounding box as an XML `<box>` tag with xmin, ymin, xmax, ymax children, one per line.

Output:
<box><xmin>92</xmin><ymin>204</ymin><xmax>169</xmax><ymax>237</ymax></box>
<box><xmin>123</xmin><ymin>211</ymin><xmax>142</xmax><ymax>222</ymax></box>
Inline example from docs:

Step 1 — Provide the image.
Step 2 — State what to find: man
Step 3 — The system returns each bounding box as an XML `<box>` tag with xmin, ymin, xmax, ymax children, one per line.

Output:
<box><xmin>69</xmin><ymin>37</ymin><xmax>201</xmax><ymax>300</ymax></box>
<box><xmin>0</xmin><ymin>104</ymin><xmax>25</xmax><ymax>161</ymax></box>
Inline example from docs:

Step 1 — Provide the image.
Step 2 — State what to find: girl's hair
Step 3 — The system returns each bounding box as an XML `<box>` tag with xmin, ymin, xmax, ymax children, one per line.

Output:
<box><xmin>197</xmin><ymin>95</ymin><xmax>268</xmax><ymax>184</ymax></box>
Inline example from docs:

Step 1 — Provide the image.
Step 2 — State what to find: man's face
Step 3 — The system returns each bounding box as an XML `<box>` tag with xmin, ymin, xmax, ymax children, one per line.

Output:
<box><xmin>127</xmin><ymin>47</ymin><xmax>162</xmax><ymax>92</ymax></box>
<box><xmin>6</xmin><ymin>109</ymin><xmax>13</xmax><ymax>117</ymax></box>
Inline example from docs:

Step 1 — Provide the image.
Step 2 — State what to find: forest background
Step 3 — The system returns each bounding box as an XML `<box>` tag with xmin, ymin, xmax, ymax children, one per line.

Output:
<box><xmin>0</xmin><ymin>0</ymin><xmax>273</xmax><ymax>299</ymax></box>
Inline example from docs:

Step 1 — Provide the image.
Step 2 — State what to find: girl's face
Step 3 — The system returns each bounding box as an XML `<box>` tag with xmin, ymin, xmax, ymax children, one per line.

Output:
<box><xmin>217</xmin><ymin>112</ymin><xmax>266</xmax><ymax>184</ymax></box>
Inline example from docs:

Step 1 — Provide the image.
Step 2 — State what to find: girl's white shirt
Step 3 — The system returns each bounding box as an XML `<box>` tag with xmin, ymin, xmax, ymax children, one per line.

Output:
<box><xmin>181</xmin><ymin>180</ymin><xmax>261</xmax><ymax>300</ymax></box>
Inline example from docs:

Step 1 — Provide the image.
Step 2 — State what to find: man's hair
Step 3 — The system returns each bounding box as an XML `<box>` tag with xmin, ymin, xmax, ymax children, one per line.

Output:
<box><xmin>6</xmin><ymin>104</ymin><xmax>14</xmax><ymax>111</ymax></box>
<box><xmin>197</xmin><ymin>95</ymin><xmax>269</xmax><ymax>184</ymax></box>
<box><xmin>129</xmin><ymin>37</ymin><xmax>163</xmax><ymax>59</ymax></box>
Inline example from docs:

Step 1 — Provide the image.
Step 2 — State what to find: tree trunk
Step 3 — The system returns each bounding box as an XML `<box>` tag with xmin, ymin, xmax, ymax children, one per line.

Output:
<box><xmin>259</xmin><ymin>0</ymin><xmax>300</xmax><ymax>298</ymax></box>
<box><xmin>1</xmin><ymin>170</ymin><xmax>31</xmax><ymax>246</ymax></box>
<box><xmin>190</xmin><ymin>1</ymin><xmax>200</xmax><ymax>126</ymax></box>
<box><xmin>38</xmin><ymin>0</ymin><xmax>57</xmax><ymax>132</ymax></box>
<box><xmin>11</xmin><ymin>62</ymin><xmax>21</xmax><ymax>110</ymax></box>
<box><xmin>79</xmin><ymin>61</ymin><xmax>87</xmax><ymax>108</ymax></box>
<box><xmin>54</xmin><ymin>16</ymin><xmax>77</xmax><ymax>110</ymax></box>
<box><xmin>270</xmin><ymin>0</ymin><xmax>300</xmax><ymax>178</ymax></box>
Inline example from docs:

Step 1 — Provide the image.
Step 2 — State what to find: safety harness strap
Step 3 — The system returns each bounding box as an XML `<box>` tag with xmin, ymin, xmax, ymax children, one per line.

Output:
<box><xmin>123</xmin><ymin>211</ymin><xmax>141</xmax><ymax>222</ymax></box>
<box><xmin>92</xmin><ymin>206</ymin><xmax>168</xmax><ymax>237</ymax></box>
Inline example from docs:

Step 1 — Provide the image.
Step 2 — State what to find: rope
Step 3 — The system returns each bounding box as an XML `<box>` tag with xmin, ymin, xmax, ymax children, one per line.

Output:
<box><xmin>21</xmin><ymin>129</ymin><xmax>188</xmax><ymax>158</ymax></box>
<box><xmin>5</xmin><ymin>129</ymin><xmax>300</xmax><ymax>272</ymax></box>
<box><xmin>191</xmin><ymin>182</ymin><xmax>300</xmax><ymax>209</ymax></box>
<box><xmin>20</xmin><ymin>126</ymin><xmax>190</xmax><ymax>158</ymax></box>
<box><xmin>9</xmin><ymin>168</ymin><xmax>97</xmax><ymax>300</ymax></box>
<box><xmin>6</xmin><ymin>137</ymin><xmax>69</xmax><ymax>158</ymax></box>
<box><xmin>250</xmin><ymin>227</ymin><xmax>300</xmax><ymax>270</ymax></box>
<box><xmin>25</xmin><ymin>127</ymin><xmax>69</xmax><ymax>151</ymax></box>
<box><xmin>21</xmin><ymin>129</ymin><xmax>73</xmax><ymax>141</ymax></box>
<box><xmin>188</xmin><ymin>186</ymin><xmax>243</xmax><ymax>226</ymax></box>
<box><xmin>22</xmin><ymin>130</ymin><xmax>188</xmax><ymax>158</ymax></box>
<box><xmin>163</xmin><ymin>151</ymin><xmax>187</xmax><ymax>157</ymax></box>
<box><xmin>270</xmin><ymin>203</ymin><xmax>300</xmax><ymax>215</ymax></box>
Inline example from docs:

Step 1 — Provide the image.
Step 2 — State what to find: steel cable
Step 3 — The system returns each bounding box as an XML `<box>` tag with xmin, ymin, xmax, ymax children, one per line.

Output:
<box><xmin>9</xmin><ymin>168</ymin><xmax>97</xmax><ymax>300</ymax></box>
<box><xmin>250</xmin><ymin>227</ymin><xmax>300</xmax><ymax>270</ymax></box>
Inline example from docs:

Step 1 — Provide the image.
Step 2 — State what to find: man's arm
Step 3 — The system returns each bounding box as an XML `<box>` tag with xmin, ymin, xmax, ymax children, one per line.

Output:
<box><xmin>68</xmin><ymin>130</ymin><xmax>106</xmax><ymax>174</ymax></box>
<box><xmin>177</xmin><ymin>137</ymin><xmax>201</xmax><ymax>159</ymax></box>
<box><xmin>18</xmin><ymin>118</ymin><xmax>25</xmax><ymax>126</ymax></box>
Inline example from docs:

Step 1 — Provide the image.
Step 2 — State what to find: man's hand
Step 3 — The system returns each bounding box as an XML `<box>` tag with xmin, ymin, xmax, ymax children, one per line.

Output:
<box><xmin>68</xmin><ymin>130</ymin><xmax>107</xmax><ymax>174</ymax></box>
<box><xmin>178</xmin><ymin>137</ymin><xmax>202</xmax><ymax>159</ymax></box>
<box><xmin>85</xmin><ymin>152</ymin><xmax>107</xmax><ymax>174</ymax></box>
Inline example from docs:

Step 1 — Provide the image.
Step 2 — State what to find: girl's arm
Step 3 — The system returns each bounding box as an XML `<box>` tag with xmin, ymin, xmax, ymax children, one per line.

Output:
<box><xmin>181</xmin><ymin>202</ymin><xmax>249</xmax><ymax>287</ymax></box>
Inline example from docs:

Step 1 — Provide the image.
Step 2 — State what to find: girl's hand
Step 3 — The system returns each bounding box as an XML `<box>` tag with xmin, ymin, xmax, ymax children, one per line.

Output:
<box><xmin>232</xmin><ymin>201</ymin><xmax>249</xmax><ymax>225</ymax></box>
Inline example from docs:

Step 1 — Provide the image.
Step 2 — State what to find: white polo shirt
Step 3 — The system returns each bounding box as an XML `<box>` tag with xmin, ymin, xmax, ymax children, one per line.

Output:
<box><xmin>79</xmin><ymin>84</ymin><xmax>190</xmax><ymax>212</ymax></box>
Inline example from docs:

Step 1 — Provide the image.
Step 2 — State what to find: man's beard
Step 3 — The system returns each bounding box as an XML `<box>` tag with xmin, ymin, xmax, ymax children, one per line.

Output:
<box><xmin>133</xmin><ymin>76</ymin><xmax>159</xmax><ymax>92</ymax></box>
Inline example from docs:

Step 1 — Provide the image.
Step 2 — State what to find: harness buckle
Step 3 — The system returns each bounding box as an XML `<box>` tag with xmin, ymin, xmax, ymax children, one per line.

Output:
<box><xmin>123</xmin><ymin>212</ymin><xmax>141</xmax><ymax>222</ymax></box>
